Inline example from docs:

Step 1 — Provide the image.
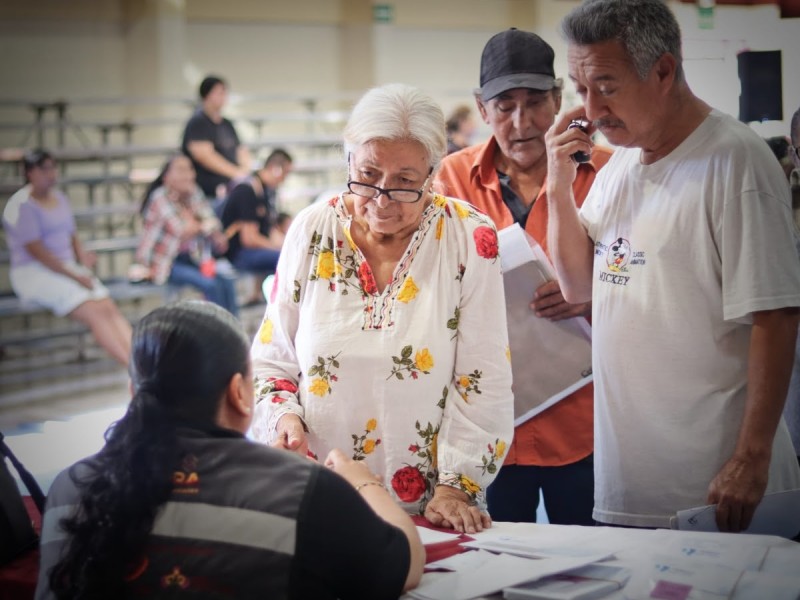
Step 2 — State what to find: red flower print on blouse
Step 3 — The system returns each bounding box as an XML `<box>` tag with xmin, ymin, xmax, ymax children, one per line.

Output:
<box><xmin>268</xmin><ymin>377</ymin><xmax>298</xmax><ymax>394</ymax></box>
<box><xmin>473</xmin><ymin>226</ymin><xmax>499</xmax><ymax>259</ymax></box>
<box><xmin>358</xmin><ymin>261</ymin><xmax>378</xmax><ymax>295</ymax></box>
<box><xmin>391</xmin><ymin>465</ymin><xmax>426</xmax><ymax>503</ymax></box>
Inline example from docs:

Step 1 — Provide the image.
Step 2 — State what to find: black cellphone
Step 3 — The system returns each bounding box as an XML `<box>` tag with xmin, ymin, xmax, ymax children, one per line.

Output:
<box><xmin>567</xmin><ymin>119</ymin><xmax>591</xmax><ymax>164</ymax></box>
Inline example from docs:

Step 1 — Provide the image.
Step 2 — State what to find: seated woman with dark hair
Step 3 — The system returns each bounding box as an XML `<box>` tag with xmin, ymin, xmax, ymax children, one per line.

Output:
<box><xmin>2</xmin><ymin>149</ymin><xmax>131</xmax><ymax>366</ymax></box>
<box><xmin>35</xmin><ymin>300</ymin><xmax>424</xmax><ymax>600</ymax></box>
<box><xmin>136</xmin><ymin>155</ymin><xmax>239</xmax><ymax>316</ymax></box>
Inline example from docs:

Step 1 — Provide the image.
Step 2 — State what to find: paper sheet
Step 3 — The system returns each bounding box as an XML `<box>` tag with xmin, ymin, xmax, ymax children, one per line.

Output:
<box><xmin>408</xmin><ymin>551</ymin><xmax>610</xmax><ymax>600</ymax></box>
<box><xmin>417</xmin><ymin>525</ymin><xmax>463</xmax><ymax>546</ymax></box>
<box><xmin>497</xmin><ymin>224</ymin><xmax>593</xmax><ymax>425</ymax></box>
<box><xmin>672</xmin><ymin>489</ymin><xmax>800</xmax><ymax>539</ymax></box>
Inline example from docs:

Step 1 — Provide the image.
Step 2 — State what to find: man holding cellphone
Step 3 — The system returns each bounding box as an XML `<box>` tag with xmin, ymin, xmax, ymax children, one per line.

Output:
<box><xmin>546</xmin><ymin>0</ymin><xmax>800</xmax><ymax>530</ymax></box>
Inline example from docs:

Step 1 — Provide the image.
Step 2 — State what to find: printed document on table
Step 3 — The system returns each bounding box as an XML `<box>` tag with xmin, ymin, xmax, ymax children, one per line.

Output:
<box><xmin>671</xmin><ymin>489</ymin><xmax>800</xmax><ymax>539</ymax></box>
<box><xmin>498</xmin><ymin>224</ymin><xmax>593</xmax><ymax>426</ymax></box>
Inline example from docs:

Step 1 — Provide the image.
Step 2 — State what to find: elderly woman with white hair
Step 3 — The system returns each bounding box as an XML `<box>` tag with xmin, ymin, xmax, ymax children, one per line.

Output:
<box><xmin>251</xmin><ymin>83</ymin><xmax>513</xmax><ymax>533</ymax></box>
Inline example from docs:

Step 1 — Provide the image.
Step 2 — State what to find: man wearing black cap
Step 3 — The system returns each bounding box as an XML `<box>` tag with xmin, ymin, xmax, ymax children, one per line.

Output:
<box><xmin>181</xmin><ymin>75</ymin><xmax>252</xmax><ymax>199</ymax></box>
<box><xmin>438</xmin><ymin>28</ymin><xmax>612</xmax><ymax>525</ymax></box>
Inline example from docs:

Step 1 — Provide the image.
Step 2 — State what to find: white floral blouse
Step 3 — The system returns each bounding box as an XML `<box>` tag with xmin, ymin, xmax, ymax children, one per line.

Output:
<box><xmin>250</xmin><ymin>193</ymin><xmax>514</xmax><ymax>514</ymax></box>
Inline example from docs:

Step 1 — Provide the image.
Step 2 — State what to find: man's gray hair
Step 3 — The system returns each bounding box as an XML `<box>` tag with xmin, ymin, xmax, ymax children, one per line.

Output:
<box><xmin>562</xmin><ymin>0</ymin><xmax>684</xmax><ymax>82</ymax></box>
<box><xmin>343</xmin><ymin>83</ymin><xmax>447</xmax><ymax>169</ymax></box>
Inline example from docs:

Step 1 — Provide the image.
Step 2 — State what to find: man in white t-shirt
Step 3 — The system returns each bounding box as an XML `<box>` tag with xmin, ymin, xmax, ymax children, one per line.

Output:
<box><xmin>545</xmin><ymin>0</ymin><xmax>800</xmax><ymax>530</ymax></box>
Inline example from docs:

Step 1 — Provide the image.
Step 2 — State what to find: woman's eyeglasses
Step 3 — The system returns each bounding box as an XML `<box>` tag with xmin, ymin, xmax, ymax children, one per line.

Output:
<box><xmin>347</xmin><ymin>169</ymin><xmax>433</xmax><ymax>204</ymax></box>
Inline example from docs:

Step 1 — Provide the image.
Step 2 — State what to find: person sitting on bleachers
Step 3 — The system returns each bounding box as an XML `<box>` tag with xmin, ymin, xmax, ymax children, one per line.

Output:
<box><xmin>136</xmin><ymin>155</ymin><xmax>239</xmax><ymax>316</ymax></box>
<box><xmin>1</xmin><ymin>149</ymin><xmax>132</xmax><ymax>366</ymax></box>
<box><xmin>220</xmin><ymin>148</ymin><xmax>292</xmax><ymax>305</ymax></box>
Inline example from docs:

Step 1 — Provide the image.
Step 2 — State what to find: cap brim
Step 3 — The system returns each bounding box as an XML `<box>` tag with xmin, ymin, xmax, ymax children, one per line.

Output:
<box><xmin>481</xmin><ymin>73</ymin><xmax>555</xmax><ymax>101</ymax></box>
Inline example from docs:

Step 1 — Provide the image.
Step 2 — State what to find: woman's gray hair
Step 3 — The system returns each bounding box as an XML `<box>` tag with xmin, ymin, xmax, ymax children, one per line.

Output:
<box><xmin>343</xmin><ymin>83</ymin><xmax>447</xmax><ymax>169</ymax></box>
<box><xmin>561</xmin><ymin>0</ymin><xmax>684</xmax><ymax>82</ymax></box>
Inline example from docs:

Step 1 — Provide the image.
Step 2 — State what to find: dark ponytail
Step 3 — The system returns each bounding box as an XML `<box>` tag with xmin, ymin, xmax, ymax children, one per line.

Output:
<box><xmin>49</xmin><ymin>300</ymin><xmax>250</xmax><ymax>599</ymax></box>
<box><xmin>140</xmin><ymin>156</ymin><xmax>178</xmax><ymax>214</ymax></box>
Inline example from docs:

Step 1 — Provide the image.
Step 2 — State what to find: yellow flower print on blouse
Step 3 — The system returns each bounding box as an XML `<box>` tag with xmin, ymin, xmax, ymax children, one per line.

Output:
<box><xmin>434</xmin><ymin>195</ymin><xmax>447</xmax><ymax>208</ymax></box>
<box><xmin>388</xmin><ymin>345</ymin><xmax>434</xmax><ymax>380</ymax></box>
<box><xmin>352</xmin><ymin>419</ymin><xmax>382</xmax><ymax>460</ymax></box>
<box><xmin>456</xmin><ymin>369</ymin><xmax>483</xmax><ymax>403</ymax></box>
<box><xmin>307</xmin><ymin>352</ymin><xmax>340</xmax><ymax>396</ymax></box>
<box><xmin>506</xmin><ymin>346</ymin><xmax>511</xmax><ymax>362</ymax></box>
<box><xmin>258</xmin><ymin>319</ymin><xmax>273</xmax><ymax>344</ymax></box>
<box><xmin>309</xmin><ymin>378</ymin><xmax>330</xmax><ymax>396</ymax></box>
<box><xmin>454</xmin><ymin>202</ymin><xmax>470</xmax><ymax>219</ymax></box>
<box><xmin>460</xmin><ymin>474</ymin><xmax>481</xmax><ymax>496</ymax></box>
<box><xmin>415</xmin><ymin>348</ymin><xmax>434</xmax><ymax>372</ymax></box>
<box><xmin>316</xmin><ymin>250</ymin><xmax>336</xmax><ymax>279</ymax></box>
<box><xmin>397</xmin><ymin>276</ymin><xmax>419</xmax><ymax>303</ymax></box>
<box><xmin>435</xmin><ymin>215</ymin><xmax>444</xmax><ymax>240</ymax></box>
<box><xmin>496</xmin><ymin>440</ymin><xmax>507</xmax><ymax>459</ymax></box>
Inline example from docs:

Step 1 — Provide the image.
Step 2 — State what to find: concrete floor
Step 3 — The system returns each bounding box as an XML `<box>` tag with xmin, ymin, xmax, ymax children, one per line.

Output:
<box><xmin>2</xmin><ymin>380</ymin><xmax>130</xmax><ymax>494</ymax></box>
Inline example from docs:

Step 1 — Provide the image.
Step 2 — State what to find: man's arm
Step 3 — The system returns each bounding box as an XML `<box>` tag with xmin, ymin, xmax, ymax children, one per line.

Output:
<box><xmin>186</xmin><ymin>140</ymin><xmax>249</xmax><ymax>180</ymax></box>
<box><xmin>236</xmin><ymin>144</ymin><xmax>253</xmax><ymax>172</ymax></box>
<box><xmin>545</xmin><ymin>108</ymin><xmax>596</xmax><ymax>304</ymax></box>
<box><xmin>707</xmin><ymin>306</ymin><xmax>800</xmax><ymax>532</ymax></box>
<box><xmin>239</xmin><ymin>221</ymin><xmax>282</xmax><ymax>250</ymax></box>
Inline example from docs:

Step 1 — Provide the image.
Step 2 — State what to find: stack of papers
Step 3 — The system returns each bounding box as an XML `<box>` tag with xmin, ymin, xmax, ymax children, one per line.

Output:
<box><xmin>408</xmin><ymin>551</ymin><xmax>613</xmax><ymax>600</ymax></box>
<box><xmin>497</xmin><ymin>224</ymin><xmax>593</xmax><ymax>425</ymax></box>
<box><xmin>503</xmin><ymin>564</ymin><xmax>629</xmax><ymax>600</ymax></box>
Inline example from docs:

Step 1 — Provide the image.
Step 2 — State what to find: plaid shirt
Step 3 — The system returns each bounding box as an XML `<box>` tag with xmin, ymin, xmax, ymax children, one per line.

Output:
<box><xmin>137</xmin><ymin>186</ymin><xmax>222</xmax><ymax>285</ymax></box>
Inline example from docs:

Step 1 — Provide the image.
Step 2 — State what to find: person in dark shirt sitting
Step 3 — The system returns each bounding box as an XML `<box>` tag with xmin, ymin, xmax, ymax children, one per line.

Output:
<box><xmin>36</xmin><ymin>300</ymin><xmax>424</xmax><ymax>600</ymax></box>
<box><xmin>221</xmin><ymin>148</ymin><xmax>292</xmax><ymax>303</ymax></box>
<box><xmin>181</xmin><ymin>75</ymin><xmax>252</xmax><ymax>200</ymax></box>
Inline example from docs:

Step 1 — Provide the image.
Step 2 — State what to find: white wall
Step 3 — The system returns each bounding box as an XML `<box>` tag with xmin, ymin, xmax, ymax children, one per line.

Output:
<box><xmin>0</xmin><ymin>0</ymin><xmax>797</xmax><ymax>144</ymax></box>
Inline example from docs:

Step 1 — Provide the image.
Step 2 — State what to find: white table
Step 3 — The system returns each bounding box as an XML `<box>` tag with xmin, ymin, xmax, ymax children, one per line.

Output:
<box><xmin>403</xmin><ymin>521</ymin><xmax>800</xmax><ymax>600</ymax></box>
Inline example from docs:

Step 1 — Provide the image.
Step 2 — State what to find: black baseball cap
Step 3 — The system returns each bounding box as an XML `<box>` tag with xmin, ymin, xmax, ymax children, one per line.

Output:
<box><xmin>479</xmin><ymin>28</ymin><xmax>556</xmax><ymax>101</ymax></box>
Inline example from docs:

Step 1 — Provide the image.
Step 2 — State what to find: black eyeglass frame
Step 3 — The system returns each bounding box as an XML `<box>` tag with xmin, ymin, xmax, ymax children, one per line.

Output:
<box><xmin>346</xmin><ymin>165</ymin><xmax>434</xmax><ymax>204</ymax></box>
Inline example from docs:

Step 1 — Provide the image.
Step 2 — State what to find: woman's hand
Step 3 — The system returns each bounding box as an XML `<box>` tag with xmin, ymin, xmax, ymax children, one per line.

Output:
<box><xmin>424</xmin><ymin>485</ymin><xmax>491</xmax><ymax>534</ymax></box>
<box><xmin>272</xmin><ymin>413</ymin><xmax>309</xmax><ymax>458</ymax></box>
<box><xmin>73</xmin><ymin>272</ymin><xmax>95</xmax><ymax>290</ymax></box>
<box><xmin>210</xmin><ymin>230</ymin><xmax>228</xmax><ymax>253</ymax></box>
<box><xmin>324</xmin><ymin>448</ymin><xmax>382</xmax><ymax>488</ymax></box>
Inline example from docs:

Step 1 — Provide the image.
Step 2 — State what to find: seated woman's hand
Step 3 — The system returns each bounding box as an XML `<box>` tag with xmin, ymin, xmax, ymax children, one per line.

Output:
<box><xmin>424</xmin><ymin>485</ymin><xmax>491</xmax><ymax>534</ymax></box>
<box><xmin>272</xmin><ymin>413</ymin><xmax>309</xmax><ymax>458</ymax></box>
<box><xmin>324</xmin><ymin>448</ymin><xmax>382</xmax><ymax>489</ymax></box>
<box><xmin>73</xmin><ymin>272</ymin><xmax>95</xmax><ymax>290</ymax></box>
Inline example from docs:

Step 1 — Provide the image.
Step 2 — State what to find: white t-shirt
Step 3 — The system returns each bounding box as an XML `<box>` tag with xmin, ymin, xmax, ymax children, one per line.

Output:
<box><xmin>580</xmin><ymin>109</ymin><xmax>800</xmax><ymax>527</ymax></box>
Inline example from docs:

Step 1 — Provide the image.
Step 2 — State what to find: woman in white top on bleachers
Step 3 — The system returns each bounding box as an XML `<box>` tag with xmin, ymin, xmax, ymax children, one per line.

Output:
<box><xmin>2</xmin><ymin>149</ymin><xmax>132</xmax><ymax>366</ymax></box>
